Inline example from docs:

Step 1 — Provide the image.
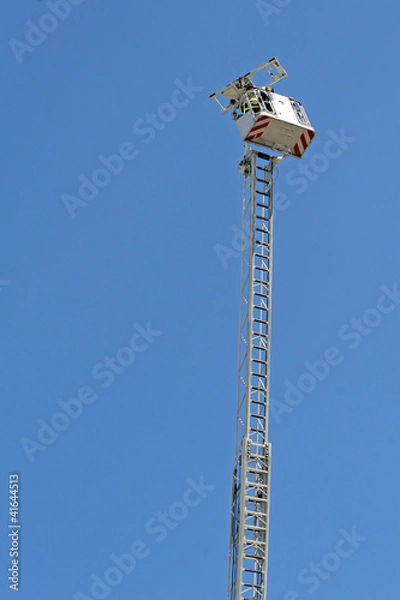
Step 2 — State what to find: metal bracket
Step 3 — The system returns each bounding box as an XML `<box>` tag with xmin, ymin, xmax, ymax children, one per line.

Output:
<box><xmin>210</xmin><ymin>57</ymin><xmax>288</xmax><ymax>113</ymax></box>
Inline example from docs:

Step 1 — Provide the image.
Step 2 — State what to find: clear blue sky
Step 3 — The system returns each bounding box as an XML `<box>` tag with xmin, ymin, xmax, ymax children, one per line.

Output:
<box><xmin>1</xmin><ymin>1</ymin><xmax>399</xmax><ymax>598</ymax></box>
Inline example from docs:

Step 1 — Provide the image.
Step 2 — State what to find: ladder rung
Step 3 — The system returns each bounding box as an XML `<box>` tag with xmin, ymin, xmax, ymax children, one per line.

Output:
<box><xmin>256</xmin><ymin>151</ymin><xmax>272</xmax><ymax>161</ymax></box>
<box><xmin>254</xmin><ymin>279</ymin><xmax>270</xmax><ymax>285</ymax></box>
<box><xmin>243</xmin><ymin>568</ymin><xmax>267</xmax><ymax>574</ymax></box>
<box><xmin>245</xmin><ymin>499</ymin><xmax>267</xmax><ymax>506</ymax></box>
<box><xmin>255</xmin><ymin>213</ymin><xmax>271</xmax><ymax>222</ymax></box>
<box><xmin>245</xmin><ymin>510</ymin><xmax>268</xmax><ymax>518</ymax></box>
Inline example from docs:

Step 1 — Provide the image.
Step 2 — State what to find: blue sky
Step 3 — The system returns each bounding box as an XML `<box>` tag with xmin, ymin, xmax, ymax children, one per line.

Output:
<box><xmin>1</xmin><ymin>0</ymin><xmax>399</xmax><ymax>598</ymax></box>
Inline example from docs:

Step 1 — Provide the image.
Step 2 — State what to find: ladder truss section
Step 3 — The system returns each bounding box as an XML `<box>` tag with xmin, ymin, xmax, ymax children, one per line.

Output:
<box><xmin>227</xmin><ymin>149</ymin><xmax>276</xmax><ymax>600</ymax></box>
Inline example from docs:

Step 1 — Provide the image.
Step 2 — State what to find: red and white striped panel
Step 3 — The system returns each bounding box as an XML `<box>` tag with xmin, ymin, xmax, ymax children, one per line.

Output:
<box><xmin>293</xmin><ymin>129</ymin><xmax>316</xmax><ymax>157</ymax></box>
<box><xmin>245</xmin><ymin>116</ymin><xmax>270</xmax><ymax>141</ymax></box>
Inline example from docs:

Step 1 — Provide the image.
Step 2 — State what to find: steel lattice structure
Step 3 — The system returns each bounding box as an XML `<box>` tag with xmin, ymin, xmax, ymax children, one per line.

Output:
<box><xmin>226</xmin><ymin>148</ymin><xmax>281</xmax><ymax>600</ymax></box>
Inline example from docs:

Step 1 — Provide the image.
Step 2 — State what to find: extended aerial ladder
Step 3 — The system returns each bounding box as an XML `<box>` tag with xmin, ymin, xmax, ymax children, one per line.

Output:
<box><xmin>210</xmin><ymin>58</ymin><xmax>315</xmax><ymax>600</ymax></box>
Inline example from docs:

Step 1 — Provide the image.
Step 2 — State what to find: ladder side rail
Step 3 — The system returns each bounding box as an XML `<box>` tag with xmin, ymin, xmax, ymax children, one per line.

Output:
<box><xmin>235</xmin><ymin>148</ymin><xmax>258</xmax><ymax>600</ymax></box>
<box><xmin>227</xmin><ymin>153</ymin><xmax>253</xmax><ymax>600</ymax></box>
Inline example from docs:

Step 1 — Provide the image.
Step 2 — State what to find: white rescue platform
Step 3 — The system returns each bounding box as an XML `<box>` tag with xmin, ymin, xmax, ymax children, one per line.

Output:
<box><xmin>210</xmin><ymin>58</ymin><xmax>316</xmax><ymax>158</ymax></box>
